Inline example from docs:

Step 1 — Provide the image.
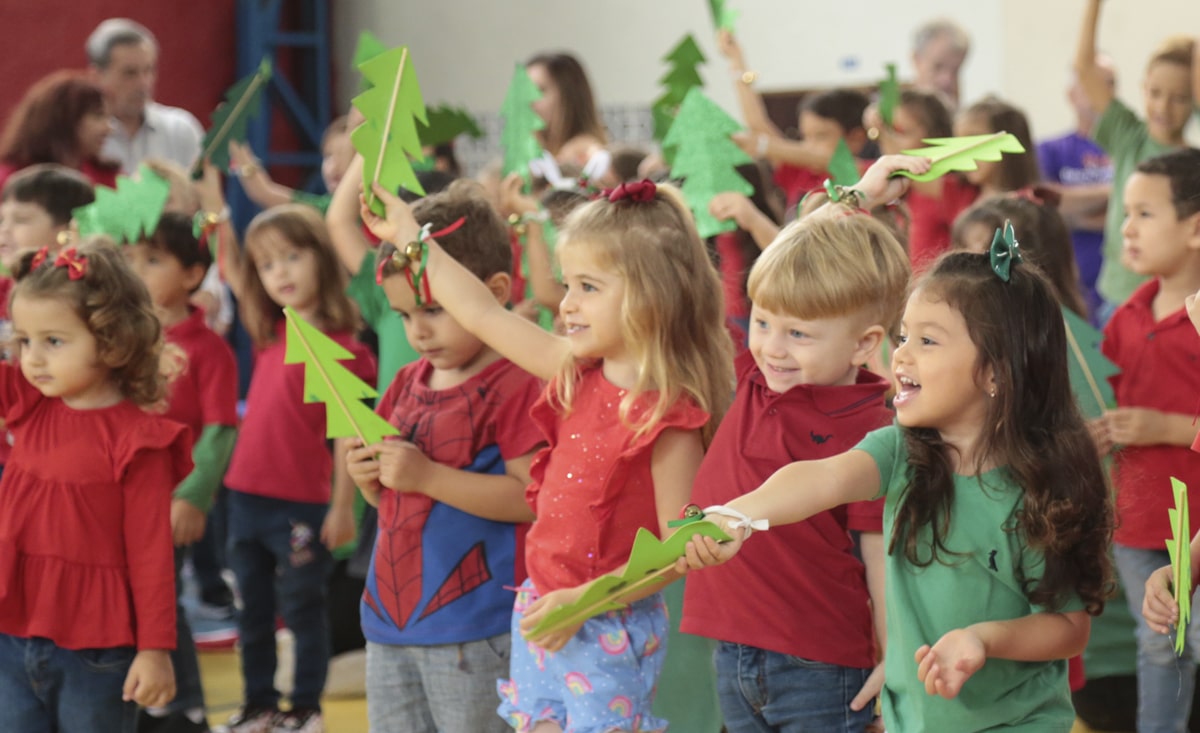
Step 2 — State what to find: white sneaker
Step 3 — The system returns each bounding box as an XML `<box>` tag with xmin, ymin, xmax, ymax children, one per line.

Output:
<box><xmin>212</xmin><ymin>706</ymin><xmax>277</xmax><ymax>733</ymax></box>
<box><xmin>270</xmin><ymin>709</ymin><xmax>324</xmax><ymax>733</ymax></box>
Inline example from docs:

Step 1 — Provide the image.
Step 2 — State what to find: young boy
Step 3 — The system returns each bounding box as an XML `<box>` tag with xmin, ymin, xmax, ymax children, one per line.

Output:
<box><xmin>344</xmin><ymin>181</ymin><xmax>544</xmax><ymax>733</ymax></box>
<box><xmin>1095</xmin><ymin>148</ymin><xmax>1200</xmax><ymax>733</ymax></box>
<box><xmin>125</xmin><ymin>211</ymin><xmax>239</xmax><ymax>733</ymax></box>
<box><xmin>680</xmin><ymin>211</ymin><xmax>910</xmax><ymax>732</ymax></box>
<box><xmin>0</xmin><ymin>164</ymin><xmax>95</xmax><ymax>271</ymax></box>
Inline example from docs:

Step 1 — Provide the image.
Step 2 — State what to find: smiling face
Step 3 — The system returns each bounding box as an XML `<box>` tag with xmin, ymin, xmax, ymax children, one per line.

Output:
<box><xmin>557</xmin><ymin>243</ymin><xmax>627</xmax><ymax>363</ymax></box>
<box><xmin>12</xmin><ymin>294</ymin><xmax>120</xmax><ymax>409</ymax></box>
<box><xmin>748</xmin><ymin>304</ymin><xmax>870</xmax><ymax>392</ymax></box>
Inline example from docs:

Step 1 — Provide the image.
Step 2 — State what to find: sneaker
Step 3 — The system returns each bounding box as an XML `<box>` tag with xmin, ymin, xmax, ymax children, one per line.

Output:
<box><xmin>194</xmin><ymin>584</ymin><xmax>237</xmax><ymax>620</ymax></box>
<box><xmin>213</xmin><ymin>706</ymin><xmax>277</xmax><ymax>733</ymax></box>
<box><xmin>271</xmin><ymin>708</ymin><xmax>324</xmax><ymax>733</ymax></box>
<box><xmin>137</xmin><ymin>712</ymin><xmax>211</xmax><ymax>733</ymax></box>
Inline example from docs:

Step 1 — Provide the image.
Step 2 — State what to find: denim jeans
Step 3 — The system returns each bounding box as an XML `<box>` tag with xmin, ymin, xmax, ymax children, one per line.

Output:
<box><xmin>1114</xmin><ymin>544</ymin><xmax>1200</xmax><ymax>733</ymax></box>
<box><xmin>715</xmin><ymin>642</ymin><xmax>874</xmax><ymax>733</ymax></box>
<box><xmin>0</xmin><ymin>633</ymin><xmax>138</xmax><ymax>733</ymax></box>
<box><xmin>168</xmin><ymin>544</ymin><xmax>205</xmax><ymax>714</ymax></box>
<box><xmin>226</xmin><ymin>490</ymin><xmax>332</xmax><ymax>709</ymax></box>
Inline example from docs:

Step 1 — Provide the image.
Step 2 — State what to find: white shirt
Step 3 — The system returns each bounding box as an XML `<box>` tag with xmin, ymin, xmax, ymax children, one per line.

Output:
<box><xmin>102</xmin><ymin>102</ymin><xmax>204</xmax><ymax>174</ymax></box>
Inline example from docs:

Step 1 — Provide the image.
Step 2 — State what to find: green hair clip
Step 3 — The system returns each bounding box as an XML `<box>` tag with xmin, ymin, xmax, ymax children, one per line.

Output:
<box><xmin>989</xmin><ymin>220</ymin><xmax>1023</xmax><ymax>282</ymax></box>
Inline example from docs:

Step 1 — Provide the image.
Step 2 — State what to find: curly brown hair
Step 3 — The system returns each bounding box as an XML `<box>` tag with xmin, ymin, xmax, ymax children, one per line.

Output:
<box><xmin>12</xmin><ymin>238</ymin><xmax>167</xmax><ymax>408</ymax></box>
<box><xmin>891</xmin><ymin>252</ymin><xmax>1114</xmax><ymax>615</ymax></box>
<box><xmin>0</xmin><ymin>71</ymin><xmax>116</xmax><ymax>172</ymax></box>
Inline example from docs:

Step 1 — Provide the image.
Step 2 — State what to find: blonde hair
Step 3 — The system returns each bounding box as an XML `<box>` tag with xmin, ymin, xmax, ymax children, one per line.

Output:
<box><xmin>1149</xmin><ymin>35</ymin><xmax>1195</xmax><ymax>73</ymax></box>
<box><xmin>553</xmin><ymin>184</ymin><xmax>734</xmax><ymax>445</ymax></box>
<box><xmin>239</xmin><ymin>204</ymin><xmax>358</xmax><ymax>347</ymax></box>
<box><xmin>748</xmin><ymin>212</ymin><xmax>911</xmax><ymax>338</ymax></box>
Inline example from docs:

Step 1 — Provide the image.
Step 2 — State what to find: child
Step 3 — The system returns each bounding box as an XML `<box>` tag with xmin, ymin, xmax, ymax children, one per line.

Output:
<box><xmin>362</xmin><ymin>178</ymin><xmax>735</xmax><ymax>733</ymax></box>
<box><xmin>0</xmin><ymin>241</ymin><xmax>193</xmax><ymax>732</ymax></box>
<box><xmin>344</xmin><ymin>181</ymin><xmax>545</xmax><ymax>732</ymax></box>
<box><xmin>683</xmin><ymin>243</ymin><xmax>1113</xmax><ymax>731</ymax></box>
<box><xmin>681</xmin><ymin>208</ymin><xmax>910</xmax><ymax>732</ymax></box>
<box><xmin>125</xmin><ymin>211</ymin><xmax>239</xmax><ymax>732</ymax></box>
<box><xmin>953</xmin><ymin>96</ymin><xmax>1041</xmax><ymax>200</ymax></box>
<box><xmin>215</xmin><ymin>205</ymin><xmax>376</xmax><ymax>733</ymax></box>
<box><xmin>229</xmin><ymin>116</ymin><xmax>354</xmax><ymax>214</ymax></box>
<box><xmin>1093</xmin><ymin>148</ymin><xmax>1200</xmax><ymax>733</ymax></box>
<box><xmin>0</xmin><ymin>164</ymin><xmax>94</xmax><ymax>271</ymax></box>
<box><xmin>1076</xmin><ymin>0</ymin><xmax>1195</xmax><ymax>313</ymax></box>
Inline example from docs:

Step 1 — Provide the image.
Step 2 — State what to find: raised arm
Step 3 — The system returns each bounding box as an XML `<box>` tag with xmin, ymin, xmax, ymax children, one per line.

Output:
<box><xmin>501</xmin><ymin>173</ymin><xmax>565</xmax><ymax>311</ymax></box>
<box><xmin>228</xmin><ymin>141</ymin><xmax>295</xmax><ymax>210</ymax></box>
<box><xmin>195</xmin><ymin>163</ymin><xmax>246</xmax><ymax>300</ymax></box>
<box><xmin>1073</xmin><ymin>0</ymin><xmax>1116</xmax><ymax>117</ymax></box>
<box><xmin>718</xmin><ymin>30</ymin><xmax>783</xmax><ymax>139</ymax></box>
<box><xmin>326</xmin><ymin>154</ymin><xmax>373</xmax><ymax>275</ymax></box>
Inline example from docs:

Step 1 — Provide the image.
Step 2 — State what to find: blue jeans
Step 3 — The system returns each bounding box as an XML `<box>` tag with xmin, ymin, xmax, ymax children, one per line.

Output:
<box><xmin>226</xmin><ymin>490</ymin><xmax>332</xmax><ymax>709</ymax></box>
<box><xmin>0</xmin><ymin>633</ymin><xmax>137</xmax><ymax>732</ymax></box>
<box><xmin>1114</xmin><ymin>544</ymin><xmax>1200</xmax><ymax>733</ymax></box>
<box><xmin>167</xmin><ymin>545</ymin><xmax>205</xmax><ymax>714</ymax></box>
<box><xmin>715</xmin><ymin>642</ymin><xmax>874</xmax><ymax>733</ymax></box>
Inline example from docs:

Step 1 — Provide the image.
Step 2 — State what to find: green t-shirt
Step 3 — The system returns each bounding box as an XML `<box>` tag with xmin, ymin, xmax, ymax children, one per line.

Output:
<box><xmin>346</xmin><ymin>249</ymin><xmax>419</xmax><ymax>394</ymax></box>
<box><xmin>1093</xmin><ymin>98</ymin><xmax>1181</xmax><ymax>306</ymax></box>
<box><xmin>856</xmin><ymin>426</ymin><xmax>1078</xmax><ymax>733</ymax></box>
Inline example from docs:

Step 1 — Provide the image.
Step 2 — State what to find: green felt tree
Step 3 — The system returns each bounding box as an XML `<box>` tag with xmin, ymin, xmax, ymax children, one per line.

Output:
<box><xmin>707</xmin><ymin>0</ymin><xmax>740</xmax><ymax>31</ymax></box>
<box><xmin>525</xmin><ymin>521</ymin><xmax>731</xmax><ymax>639</ymax></box>
<box><xmin>1168</xmin><ymin>478</ymin><xmax>1192</xmax><ymax>655</ymax></box>
<box><xmin>418</xmin><ymin>104</ymin><xmax>483</xmax><ymax>148</ymax></box>
<box><xmin>652</xmin><ymin>34</ymin><xmax>707</xmax><ymax>157</ymax></box>
<box><xmin>879</xmin><ymin>63</ymin><xmax>900</xmax><ymax>126</ymax></box>
<box><xmin>353</xmin><ymin>30</ymin><xmax>388</xmax><ymax>91</ymax></box>
<box><xmin>663</xmin><ymin>88</ymin><xmax>755</xmax><ymax>238</ymax></box>
<box><xmin>1062</xmin><ymin>307</ymin><xmax>1119</xmax><ymax>421</ymax></box>
<box><xmin>283</xmin><ymin>307</ymin><xmax>400</xmax><ymax>446</ymax></box>
<box><xmin>827</xmin><ymin>138</ymin><xmax>859</xmax><ymax>186</ymax></box>
<box><xmin>191</xmin><ymin>58</ymin><xmax>272</xmax><ymax>178</ymax></box>
<box><xmin>351</xmin><ymin>46</ymin><xmax>428</xmax><ymax>216</ymax></box>
<box><xmin>500</xmin><ymin>63</ymin><xmax>546</xmax><ymax>183</ymax></box>
<box><xmin>73</xmin><ymin>165</ymin><xmax>170</xmax><ymax>244</ymax></box>
<box><xmin>895</xmin><ymin>132</ymin><xmax>1026</xmax><ymax>183</ymax></box>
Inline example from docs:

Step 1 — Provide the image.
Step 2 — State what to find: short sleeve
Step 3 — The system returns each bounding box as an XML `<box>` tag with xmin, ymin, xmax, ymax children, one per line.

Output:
<box><xmin>1093</xmin><ymin>98</ymin><xmax>1144</xmax><ymax>155</ymax></box>
<box><xmin>1101</xmin><ymin>309</ymin><xmax>1124</xmax><ymax>395</ymax></box>
<box><xmin>492</xmin><ymin>371</ymin><xmax>546</xmax><ymax>460</ymax></box>
<box><xmin>197</xmin><ymin>336</ymin><xmax>239</xmax><ymax>428</ymax></box>
<box><xmin>846</xmin><ymin>497</ymin><xmax>884</xmax><ymax>532</ymax></box>
<box><xmin>347</xmin><ymin>251</ymin><xmax>386</xmax><ymax>327</ymax></box>
<box><xmin>853</xmin><ymin>425</ymin><xmax>902</xmax><ymax>500</ymax></box>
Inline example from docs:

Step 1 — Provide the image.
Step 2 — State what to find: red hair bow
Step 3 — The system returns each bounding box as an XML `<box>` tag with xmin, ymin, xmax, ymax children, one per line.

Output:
<box><xmin>600</xmin><ymin>179</ymin><xmax>657</xmax><ymax>203</ymax></box>
<box><xmin>30</xmin><ymin>246</ymin><xmax>51</xmax><ymax>270</ymax></box>
<box><xmin>53</xmin><ymin>247</ymin><xmax>88</xmax><ymax>280</ymax></box>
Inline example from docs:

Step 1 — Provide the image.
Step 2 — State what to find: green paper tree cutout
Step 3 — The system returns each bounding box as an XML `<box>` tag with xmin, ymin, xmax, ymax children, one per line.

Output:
<box><xmin>1062</xmin><ymin>307</ymin><xmax>1119</xmax><ymax>421</ymax></box>
<box><xmin>73</xmin><ymin>164</ymin><xmax>171</xmax><ymax>244</ymax></box>
<box><xmin>418</xmin><ymin>104</ymin><xmax>484</xmax><ymax>148</ymax></box>
<box><xmin>283</xmin><ymin>307</ymin><xmax>400</xmax><ymax>446</ymax></box>
<box><xmin>707</xmin><ymin>0</ymin><xmax>740</xmax><ymax>31</ymax></box>
<box><xmin>879</xmin><ymin>63</ymin><xmax>900</xmax><ymax>126</ymax></box>
<box><xmin>652</xmin><ymin>35</ymin><xmax>707</xmax><ymax>161</ymax></box>
<box><xmin>500</xmin><ymin>63</ymin><xmax>546</xmax><ymax>183</ymax></box>
<box><xmin>525</xmin><ymin>521</ymin><xmax>731</xmax><ymax>639</ymax></box>
<box><xmin>192</xmin><ymin>58</ymin><xmax>272</xmax><ymax>178</ymax></box>
<box><xmin>1167</xmin><ymin>477</ymin><xmax>1192</xmax><ymax>655</ymax></box>
<box><xmin>828</xmin><ymin>138</ymin><xmax>859</xmax><ymax>186</ymax></box>
<box><xmin>353</xmin><ymin>31</ymin><xmax>388</xmax><ymax>92</ymax></box>
<box><xmin>664</xmin><ymin>88</ymin><xmax>755</xmax><ymax>238</ymax></box>
<box><xmin>894</xmin><ymin>132</ymin><xmax>1026</xmax><ymax>183</ymax></box>
<box><xmin>351</xmin><ymin>46</ymin><xmax>428</xmax><ymax>216</ymax></box>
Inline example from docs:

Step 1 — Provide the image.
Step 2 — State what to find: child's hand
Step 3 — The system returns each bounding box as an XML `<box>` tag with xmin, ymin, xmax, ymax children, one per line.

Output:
<box><xmin>850</xmin><ymin>661</ymin><xmax>885</xmax><ymax>712</ymax></box>
<box><xmin>716</xmin><ymin>29</ymin><xmax>747</xmax><ymax>69</ymax></box>
<box><xmin>345</xmin><ymin>439</ymin><xmax>382</xmax><ymax>492</ymax></box>
<box><xmin>675</xmin><ymin>518</ymin><xmax>746</xmax><ymax>573</ymax></box>
<box><xmin>1143</xmin><ymin>564</ymin><xmax>1183</xmax><ymax>634</ymax></box>
<box><xmin>519</xmin><ymin>585</ymin><xmax>587</xmax><ymax>652</ymax></box>
<box><xmin>122</xmin><ymin>649</ymin><xmax>175</xmax><ymax>708</ymax></box>
<box><xmin>169</xmin><ymin>498</ymin><xmax>206</xmax><ymax>547</ymax></box>
<box><xmin>321</xmin><ymin>503</ymin><xmax>355</xmax><ymax>549</ymax></box>
<box><xmin>228</xmin><ymin>140</ymin><xmax>260</xmax><ymax>176</ymax></box>
<box><xmin>914</xmin><ymin>628</ymin><xmax>985</xmax><ymax>698</ymax></box>
<box><xmin>375</xmin><ymin>440</ymin><xmax>433</xmax><ymax>494</ymax></box>
<box><xmin>1087</xmin><ymin>416</ymin><xmax>1113</xmax><ymax>456</ymax></box>
<box><xmin>853</xmin><ymin>155</ymin><xmax>932</xmax><ymax>208</ymax></box>
<box><xmin>709</xmin><ymin>192</ymin><xmax>754</xmax><ymax>228</ymax></box>
<box><xmin>1105</xmin><ymin>407</ymin><xmax>1164</xmax><ymax>446</ymax></box>
<box><xmin>499</xmin><ymin>172</ymin><xmax>538</xmax><ymax>218</ymax></box>
<box><xmin>360</xmin><ymin>182</ymin><xmax>421</xmax><ymax>245</ymax></box>
<box><xmin>1186</xmin><ymin>289</ymin><xmax>1200</xmax><ymax>338</ymax></box>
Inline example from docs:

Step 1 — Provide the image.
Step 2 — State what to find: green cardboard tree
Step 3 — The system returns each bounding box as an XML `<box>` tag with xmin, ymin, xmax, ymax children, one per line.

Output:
<box><xmin>879</xmin><ymin>63</ymin><xmax>900</xmax><ymax>126</ymax></box>
<box><xmin>500</xmin><ymin>63</ymin><xmax>545</xmax><ymax>183</ymax></box>
<box><xmin>191</xmin><ymin>58</ymin><xmax>272</xmax><ymax>178</ymax></box>
<box><xmin>418</xmin><ymin>104</ymin><xmax>484</xmax><ymax>148</ymax></box>
<box><xmin>73</xmin><ymin>165</ymin><xmax>170</xmax><ymax>244</ymax></box>
<box><xmin>283</xmin><ymin>307</ymin><xmax>400</xmax><ymax>445</ymax></box>
<box><xmin>525</xmin><ymin>521</ymin><xmax>731</xmax><ymax>639</ymax></box>
<box><xmin>353</xmin><ymin>30</ymin><xmax>388</xmax><ymax>91</ymax></box>
<box><xmin>664</xmin><ymin>88</ymin><xmax>755</xmax><ymax>238</ymax></box>
<box><xmin>1167</xmin><ymin>478</ymin><xmax>1193</xmax><ymax>655</ymax></box>
<box><xmin>1062</xmin><ymin>307</ymin><xmax>1119</xmax><ymax>421</ymax></box>
<box><xmin>707</xmin><ymin>0</ymin><xmax>740</xmax><ymax>31</ymax></box>
<box><xmin>351</xmin><ymin>46</ymin><xmax>427</xmax><ymax>216</ymax></box>
<box><xmin>895</xmin><ymin>132</ymin><xmax>1026</xmax><ymax>183</ymax></box>
<box><xmin>652</xmin><ymin>34</ymin><xmax>707</xmax><ymax>158</ymax></box>
<box><xmin>827</xmin><ymin>138</ymin><xmax>859</xmax><ymax>186</ymax></box>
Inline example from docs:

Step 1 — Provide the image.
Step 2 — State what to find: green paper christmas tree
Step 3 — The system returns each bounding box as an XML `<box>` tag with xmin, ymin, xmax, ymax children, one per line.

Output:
<box><xmin>895</xmin><ymin>132</ymin><xmax>1026</xmax><ymax>183</ymax></box>
<box><xmin>1167</xmin><ymin>478</ymin><xmax>1192</xmax><ymax>655</ymax></box>
<box><xmin>1062</xmin><ymin>307</ymin><xmax>1119</xmax><ymax>421</ymax></box>
<box><xmin>418</xmin><ymin>104</ymin><xmax>483</xmax><ymax>148</ymax></box>
<box><xmin>351</xmin><ymin>46</ymin><xmax>428</xmax><ymax>216</ymax></box>
<box><xmin>827</xmin><ymin>138</ymin><xmax>859</xmax><ymax>186</ymax></box>
<box><xmin>192</xmin><ymin>58</ymin><xmax>272</xmax><ymax>178</ymax></box>
<box><xmin>707</xmin><ymin>0</ymin><xmax>740</xmax><ymax>31</ymax></box>
<box><xmin>663</xmin><ymin>88</ymin><xmax>755</xmax><ymax>238</ymax></box>
<box><xmin>500</xmin><ymin>63</ymin><xmax>546</xmax><ymax>183</ymax></box>
<box><xmin>879</xmin><ymin>63</ymin><xmax>900</xmax><ymax>126</ymax></box>
<box><xmin>353</xmin><ymin>30</ymin><xmax>388</xmax><ymax>92</ymax></box>
<box><xmin>73</xmin><ymin>165</ymin><xmax>171</xmax><ymax>244</ymax></box>
<box><xmin>283</xmin><ymin>307</ymin><xmax>400</xmax><ymax>445</ymax></box>
<box><xmin>525</xmin><ymin>521</ymin><xmax>731</xmax><ymax>639</ymax></box>
<box><xmin>652</xmin><ymin>34</ymin><xmax>707</xmax><ymax>159</ymax></box>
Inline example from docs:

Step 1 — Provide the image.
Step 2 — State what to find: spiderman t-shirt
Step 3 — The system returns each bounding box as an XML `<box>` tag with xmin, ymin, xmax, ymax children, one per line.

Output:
<box><xmin>361</xmin><ymin>357</ymin><xmax>544</xmax><ymax>645</ymax></box>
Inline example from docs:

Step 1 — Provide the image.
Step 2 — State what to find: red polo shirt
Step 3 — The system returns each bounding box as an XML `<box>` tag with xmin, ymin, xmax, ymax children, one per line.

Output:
<box><xmin>906</xmin><ymin>175</ymin><xmax>978</xmax><ymax>273</ymax></box>
<box><xmin>1103</xmin><ymin>279</ymin><xmax>1200</xmax><ymax>548</ymax></box>
<box><xmin>163</xmin><ymin>307</ymin><xmax>238</xmax><ymax>445</ymax></box>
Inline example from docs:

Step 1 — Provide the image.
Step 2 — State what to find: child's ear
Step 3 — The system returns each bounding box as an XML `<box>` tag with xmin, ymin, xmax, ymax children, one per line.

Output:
<box><xmin>484</xmin><ymin>272</ymin><xmax>512</xmax><ymax>306</ymax></box>
<box><xmin>1184</xmin><ymin>212</ymin><xmax>1200</xmax><ymax>251</ymax></box>
<box><xmin>183</xmin><ymin>263</ymin><xmax>208</xmax><ymax>293</ymax></box>
<box><xmin>852</xmin><ymin>324</ymin><xmax>886</xmax><ymax>366</ymax></box>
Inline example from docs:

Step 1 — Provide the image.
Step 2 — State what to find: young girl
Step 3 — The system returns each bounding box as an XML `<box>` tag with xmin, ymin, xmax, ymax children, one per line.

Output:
<box><xmin>362</xmin><ymin>179</ymin><xmax>735</xmax><ymax>733</ymax></box>
<box><xmin>683</xmin><ymin>245</ymin><xmax>1113</xmax><ymax>731</ymax></box>
<box><xmin>0</xmin><ymin>241</ymin><xmax>192</xmax><ymax>732</ymax></box>
<box><xmin>215</xmin><ymin>205</ymin><xmax>376</xmax><ymax>733</ymax></box>
<box><xmin>953</xmin><ymin>96</ymin><xmax>1042</xmax><ymax>201</ymax></box>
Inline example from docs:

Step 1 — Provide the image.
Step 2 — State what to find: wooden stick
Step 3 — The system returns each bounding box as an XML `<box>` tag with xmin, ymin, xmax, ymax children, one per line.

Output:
<box><xmin>525</xmin><ymin>564</ymin><xmax>677</xmax><ymax>640</ymax></box>
<box><xmin>366</xmin><ymin>47</ymin><xmax>407</xmax><ymax>211</ymax></box>
<box><xmin>927</xmin><ymin>130</ymin><xmax>1011</xmax><ymax>165</ymax></box>
<box><xmin>283</xmin><ymin>308</ymin><xmax>368</xmax><ymax>446</ymax></box>
<box><xmin>1063</xmin><ymin>316</ymin><xmax>1107</xmax><ymax>416</ymax></box>
<box><xmin>191</xmin><ymin>64</ymin><xmax>270</xmax><ymax>178</ymax></box>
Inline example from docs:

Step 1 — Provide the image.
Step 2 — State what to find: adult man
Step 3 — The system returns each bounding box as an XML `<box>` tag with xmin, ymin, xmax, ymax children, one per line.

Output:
<box><xmin>911</xmin><ymin>18</ymin><xmax>970</xmax><ymax>109</ymax></box>
<box><xmin>86</xmin><ymin>18</ymin><xmax>203</xmax><ymax>174</ymax></box>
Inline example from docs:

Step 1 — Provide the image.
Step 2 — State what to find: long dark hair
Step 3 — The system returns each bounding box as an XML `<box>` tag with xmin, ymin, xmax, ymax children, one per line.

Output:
<box><xmin>0</xmin><ymin>71</ymin><xmax>112</xmax><ymax>170</ymax></box>
<box><xmin>958</xmin><ymin>96</ymin><xmax>1041</xmax><ymax>193</ymax></box>
<box><xmin>526</xmin><ymin>52</ymin><xmax>607</xmax><ymax>155</ymax></box>
<box><xmin>892</xmin><ymin>252</ymin><xmax>1113</xmax><ymax>614</ymax></box>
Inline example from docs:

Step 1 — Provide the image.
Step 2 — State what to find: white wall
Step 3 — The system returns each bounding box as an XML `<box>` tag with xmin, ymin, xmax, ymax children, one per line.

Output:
<box><xmin>333</xmin><ymin>0</ymin><xmax>1200</xmax><ymax>144</ymax></box>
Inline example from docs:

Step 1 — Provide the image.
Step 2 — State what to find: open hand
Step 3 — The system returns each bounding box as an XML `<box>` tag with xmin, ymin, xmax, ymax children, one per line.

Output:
<box><xmin>914</xmin><ymin>628</ymin><xmax>985</xmax><ymax>698</ymax></box>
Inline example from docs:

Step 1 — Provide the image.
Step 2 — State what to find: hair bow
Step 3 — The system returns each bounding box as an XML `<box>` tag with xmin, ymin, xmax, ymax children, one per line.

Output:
<box><xmin>600</xmin><ymin>179</ymin><xmax>657</xmax><ymax>203</ymax></box>
<box><xmin>989</xmin><ymin>221</ymin><xmax>1023</xmax><ymax>282</ymax></box>
<box><xmin>30</xmin><ymin>246</ymin><xmax>51</xmax><ymax>270</ymax></box>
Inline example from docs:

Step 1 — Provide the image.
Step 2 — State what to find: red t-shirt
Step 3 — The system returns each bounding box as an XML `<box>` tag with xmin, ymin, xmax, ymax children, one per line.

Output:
<box><xmin>905</xmin><ymin>176</ymin><xmax>978</xmax><ymax>272</ymax></box>
<box><xmin>163</xmin><ymin>307</ymin><xmax>238</xmax><ymax>445</ymax></box>
<box><xmin>224</xmin><ymin>326</ymin><xmax>376</xmax><ymax>504</ymax></box>
<box><xmin>681</xmin><ymin>352</ymin><xmax>891</xmax><ymax>667</ymax></box>
<box><xmin>715</xmin><ymin>231</ymin><xmax>751</xmax><ymax>320</ymax></box>
<box><xmin>1103</xmin><ymin>279</ymin><xmax>1200</xmax><ymax>547</ymax></box>
<box><xmin>0</xmin><ymin>364</ymin><xmax>192</xmax><ymax>650</ymax></box>
<box><xmin>773</xmin><ymin>163</ymin><xmax>826</xmax><ymax>211</ymax></box>
<box><xmin>524</xmin><ymin>366</ymin><xmax>709</xmax><ymax>592</ymax></box>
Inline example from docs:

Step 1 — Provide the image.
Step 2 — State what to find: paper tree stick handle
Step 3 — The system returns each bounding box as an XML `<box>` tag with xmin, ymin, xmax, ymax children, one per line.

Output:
<box><xmin>1063</xmin><ymin>317</ymin><xmax>1107</xmax><ymax>414</ymax></box>
<box><xmin>192</xmin><ymin>67</ymin><xmax>270</xmax><ymax>178</ymax></box>
<box><xmin>926</xmin><ymin>131</ymin><xmax>1009</xmax><ymax>166</ymax></box>
<box><xmin>283</xmin><ymin>308</ymin><xmax>368</xmax><ymax>445</ymax></box>
<box><xmin>366</xmin><ymin>47</ymin><xmax>408</xmax><ymax>212</ymax></box>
